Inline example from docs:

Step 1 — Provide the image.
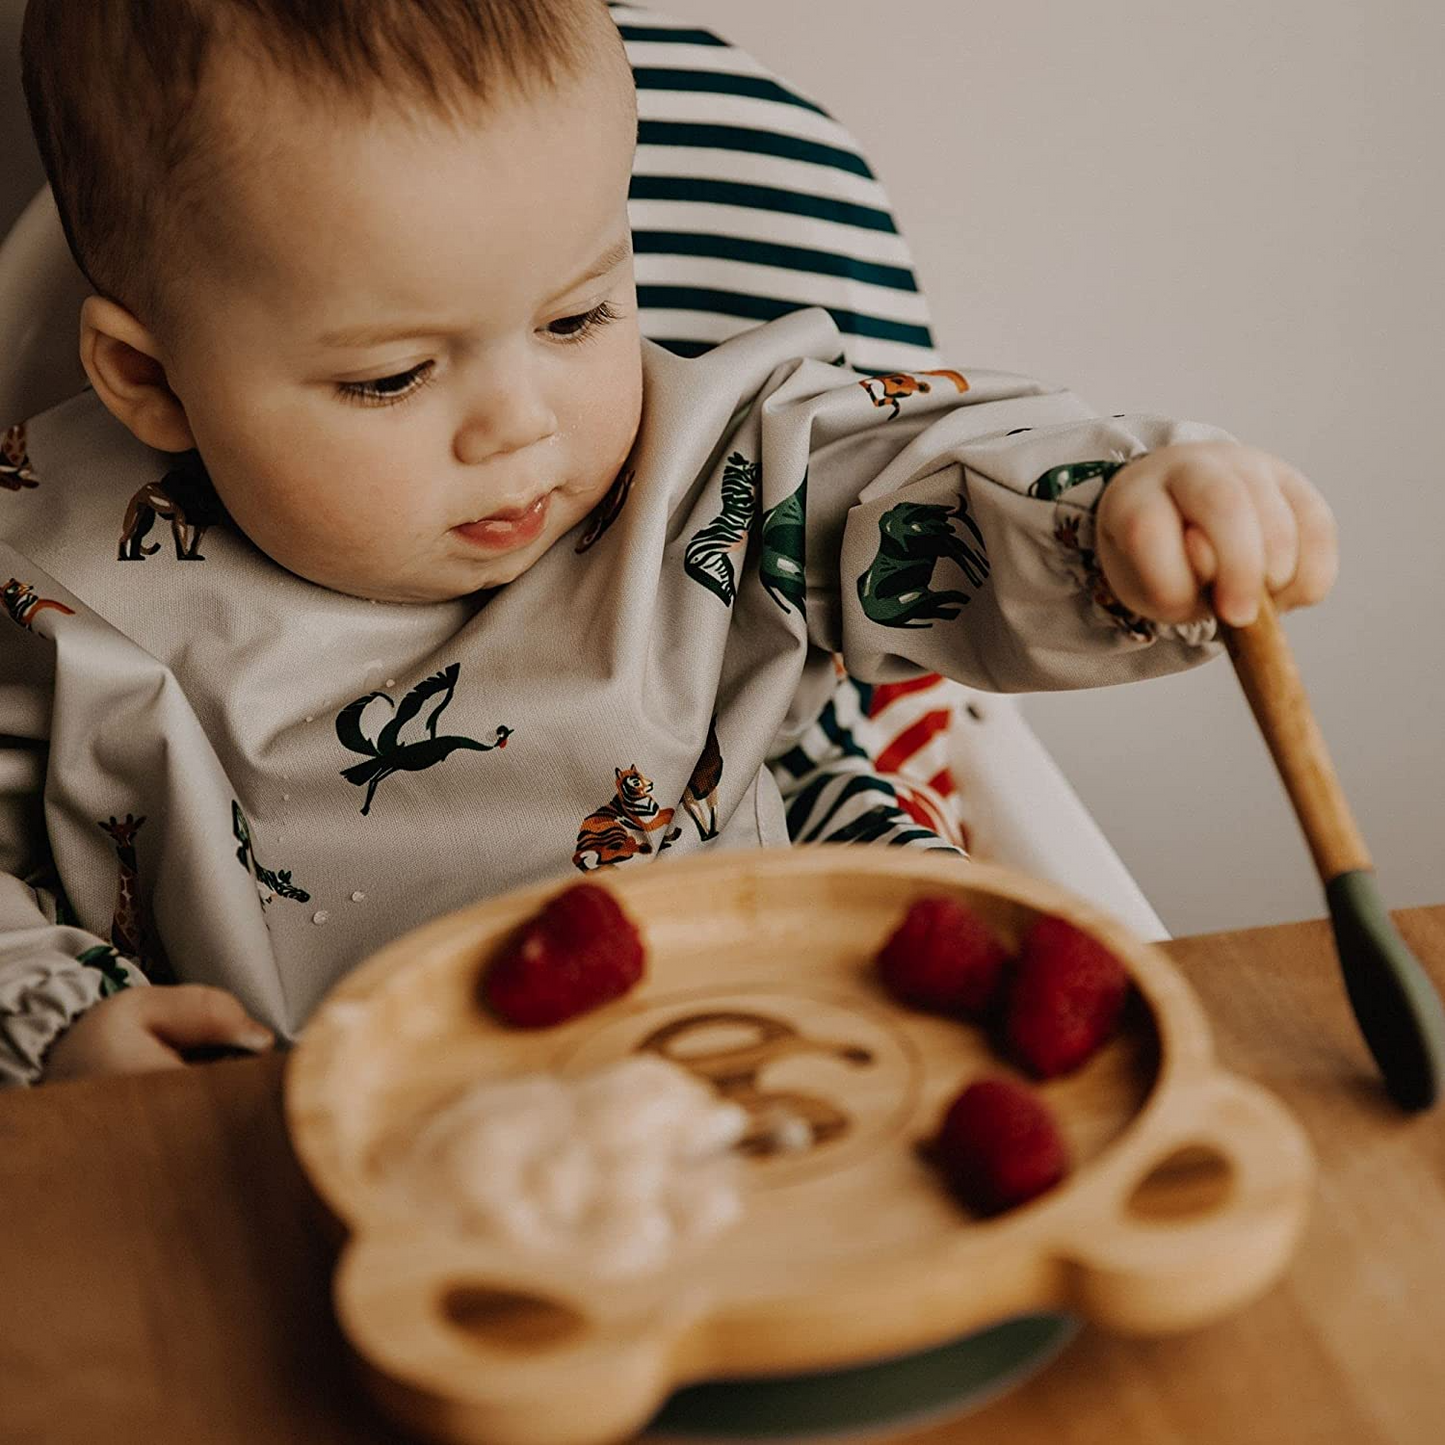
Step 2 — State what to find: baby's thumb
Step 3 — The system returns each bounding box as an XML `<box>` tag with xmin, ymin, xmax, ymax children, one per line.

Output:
<box><xmin>142</xmin><ymin>984</ymin><xmax>274</xmax><ymax>1053</ymax></box>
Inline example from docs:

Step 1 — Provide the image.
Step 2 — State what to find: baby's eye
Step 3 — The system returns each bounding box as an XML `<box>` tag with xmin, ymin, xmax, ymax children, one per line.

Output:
<box><xmin>336</xmin><ymin>361</ymin><xmax>436</xmax><ymax>408</ymax></box>
<box><xmin>545</xmin><ymin>301</ymin><xmax>619</xmax><ymax>344</ymax></box>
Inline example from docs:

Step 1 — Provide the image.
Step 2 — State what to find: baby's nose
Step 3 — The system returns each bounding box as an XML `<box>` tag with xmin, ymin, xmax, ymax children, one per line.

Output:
<box><xmin>453</xmin><ymin>370</ymin><xmax>558</xmax><ymax>464</ymax></box>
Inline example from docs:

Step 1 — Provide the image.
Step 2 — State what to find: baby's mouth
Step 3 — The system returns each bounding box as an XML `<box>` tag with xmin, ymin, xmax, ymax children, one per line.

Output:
<box><xmin>453</xmin><ymin>493</ymin><xmax>552</xmax><ymax>552</ymax></box>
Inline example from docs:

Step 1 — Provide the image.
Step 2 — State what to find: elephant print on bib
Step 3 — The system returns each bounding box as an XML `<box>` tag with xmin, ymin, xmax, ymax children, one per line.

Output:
<box><xmin>856</xmin><ymin>500</ymin><xmax>990</xmax><ymax>628</ymax></box>
<box><xmin>759</xmin><ymin>471</ymin><xmax>807</xmax><ymax>617</ymax></box>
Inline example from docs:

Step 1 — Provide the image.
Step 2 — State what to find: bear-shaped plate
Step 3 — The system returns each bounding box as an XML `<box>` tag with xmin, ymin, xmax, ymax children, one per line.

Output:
<box><xmin>285</xmin><ymin>848</ymin><xmax>1313</xmax><ymax>1445</ymax></box>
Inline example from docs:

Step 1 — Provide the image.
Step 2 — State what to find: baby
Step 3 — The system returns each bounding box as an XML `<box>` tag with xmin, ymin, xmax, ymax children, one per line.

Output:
<box><xmin>1</xmin><ymin>0</ymin><xmax>1336</xmax><ymax>1086</ymax></box>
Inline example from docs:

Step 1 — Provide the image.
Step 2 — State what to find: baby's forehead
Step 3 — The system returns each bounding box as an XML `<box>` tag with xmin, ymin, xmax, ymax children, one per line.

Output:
<box><xmin>193</xmin><ymin>37</ymin><xmax>625</xmax><ymax>215</ymax></box>
<box><xmin>197</xmin><ymin>6</ymin><xmax>631</xmax><ymax>156</ymax></box>
<box><xmin>176</xmin><ymin>68</ymin><xmax>486</xmax><ymax>272</ymax></box>
<box><xmin>163</xmin><ymin>53</ymin><xmax>635</xmax><ymax>338</ymax></box>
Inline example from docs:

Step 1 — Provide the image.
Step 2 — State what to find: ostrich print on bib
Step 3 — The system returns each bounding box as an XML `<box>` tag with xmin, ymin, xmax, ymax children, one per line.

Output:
<box><xmin>335</xmin><ymin>663</ymin><xmax>512</xmax><ymax>816</ymax></box>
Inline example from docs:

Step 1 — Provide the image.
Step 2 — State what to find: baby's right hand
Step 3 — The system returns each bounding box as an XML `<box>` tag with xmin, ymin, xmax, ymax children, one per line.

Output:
<box><xmin>40</xmin><ymin>985</ymin><xmax>275</xmax><ymax>1083</ymax></box>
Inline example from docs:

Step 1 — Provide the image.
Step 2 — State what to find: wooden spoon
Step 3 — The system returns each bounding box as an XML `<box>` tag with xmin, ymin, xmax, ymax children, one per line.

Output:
<box><xmin>1222</xmin><ymin>594</ymin><xmax>1445</xmax><ymax>1110</ymax></box>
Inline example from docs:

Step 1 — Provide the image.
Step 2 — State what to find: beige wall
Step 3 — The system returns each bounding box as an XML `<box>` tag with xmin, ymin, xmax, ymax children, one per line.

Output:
<box><xmin>3</xmin><ymin>1</ymin><xmax>1440</xmax><ymax>934</ymax></box>
<box><xmin>654</xmin><ymin>0</ymin><xmax>1443</xmax><ymax>934</ymax></box>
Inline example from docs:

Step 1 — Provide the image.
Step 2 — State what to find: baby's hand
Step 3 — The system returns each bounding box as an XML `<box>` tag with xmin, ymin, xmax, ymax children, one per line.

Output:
<box><xmin>40</xmin><ymin>984</ymin><xmax>274</xmax><ymax>1084</ymax></box>
<box><xmin>1094</xmin><ymin>441</ymin><xmax>1338</xmax><ymax>627</ymax></box>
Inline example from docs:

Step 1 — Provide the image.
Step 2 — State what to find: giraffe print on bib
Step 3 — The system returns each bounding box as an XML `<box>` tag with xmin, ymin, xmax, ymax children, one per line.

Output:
<box><xmin>97</xmin><ymin>814</ymin><xmax>174</xmax><ymax>983</ymax></box>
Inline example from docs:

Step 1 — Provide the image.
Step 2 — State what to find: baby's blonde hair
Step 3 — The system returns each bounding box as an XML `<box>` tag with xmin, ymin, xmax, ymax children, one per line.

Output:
<box><xmin>21</xmin><ymin>0</ymin><xmax>625</xmax><ymax>333</ymax></box>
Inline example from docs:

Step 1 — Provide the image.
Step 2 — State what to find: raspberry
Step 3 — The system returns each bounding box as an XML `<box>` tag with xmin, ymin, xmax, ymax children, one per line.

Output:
<box><xmin>483</xmin><ymin>883</ymin><xmax>645</xmax><ymax>1028</ymax></box>
<box><xmin>874</xmin><ymin>896</ymin><xmax>1010</xmax><ymax>1019</ymax></box>
<box><xmin>1003</xmin><ymin>914</ymin><xmax>1129</xmax><ymax>1078</ymax></box>
<box><xmin>929</xmin><ymin>1076</ymin><xmax>1069</xmax><ymax>1216</ymax></box>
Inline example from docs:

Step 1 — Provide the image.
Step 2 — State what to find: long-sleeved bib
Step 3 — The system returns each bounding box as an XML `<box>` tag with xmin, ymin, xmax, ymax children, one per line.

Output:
<box><xmin>0</xmin><ymin>309</ymin><xmax>1223</xmax><ymax>1084</ymax></box>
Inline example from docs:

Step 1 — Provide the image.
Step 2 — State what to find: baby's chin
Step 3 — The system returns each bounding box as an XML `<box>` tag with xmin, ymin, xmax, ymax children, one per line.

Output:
<box><xmin>290</xmin><ymin>530</ymin><xmax>566</xmax><ymax>604</ymax></box>
<box><xmin>312</xmin><ymin>565</ymin><xmax>531</xmax><ymax>607</ymax></box>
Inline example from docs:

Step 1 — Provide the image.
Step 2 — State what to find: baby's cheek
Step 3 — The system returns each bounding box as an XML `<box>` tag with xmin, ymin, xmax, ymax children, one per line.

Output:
<box><xmin>219</xmin><ymin>470</ymin><xmax>383</xmax><ymax>589</ymax></box>
<box><xmin>586</xmin><ymin>328</ymin><xmax>644</xmax><ymax>470</ymax></box>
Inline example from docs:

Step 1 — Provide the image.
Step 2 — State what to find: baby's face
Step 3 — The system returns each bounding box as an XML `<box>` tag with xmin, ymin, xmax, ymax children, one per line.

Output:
<box><xmin>158</xmin><ymin>59</ymin><xmax>642</xmax><ymax>603</ymax></box>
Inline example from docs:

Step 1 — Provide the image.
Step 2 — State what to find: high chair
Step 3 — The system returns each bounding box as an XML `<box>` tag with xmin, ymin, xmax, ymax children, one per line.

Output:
<box><xmin>0</xmin><ymin>1</ymin><xmax>1168</xmax><ymax>940</ymax></box>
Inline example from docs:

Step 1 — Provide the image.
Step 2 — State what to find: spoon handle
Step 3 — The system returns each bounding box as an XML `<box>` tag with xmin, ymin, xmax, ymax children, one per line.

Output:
<box><xmin>1222</xmin><ymin>594</ymin><xmax>1445</xmax><ymax>1111</ymax></box>
<box><xmin>1221</xmin><ymin>595</ymin><xmax>1370</xmax><ymax>881</ymax></box>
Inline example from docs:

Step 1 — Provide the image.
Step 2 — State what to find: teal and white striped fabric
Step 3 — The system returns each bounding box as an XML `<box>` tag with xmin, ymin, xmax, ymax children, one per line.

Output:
<box><xmin>619</xmin><ymin>4</ymin><xmax>942</xmax><ymax>374</ymax></box>
<box><xmin>617</xmin><ymin>5</ymin><xmax>967</xmax><ymax>855</ymax></box>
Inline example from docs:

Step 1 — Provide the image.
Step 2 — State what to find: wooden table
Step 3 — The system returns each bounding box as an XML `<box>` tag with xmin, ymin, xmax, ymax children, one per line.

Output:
<box><xmin>4</xmin><ymin>907</ymin><xmax>1443</xmax><ymax>1445</ymax></box>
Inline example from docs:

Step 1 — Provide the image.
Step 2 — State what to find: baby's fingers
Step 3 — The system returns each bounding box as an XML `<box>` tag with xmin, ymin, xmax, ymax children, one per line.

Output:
<box><xmin>1096</xmin><ymin>488</ymin><xmax>1202</xmax><ymax>623</ymax></box>
<box><xmin>140</xmin><ymin>984</ymin><xmax>274</xmax><ymax>1055</ymax></box>
<box><xmin>1183</xmin><ymin>525</ymin><xmax>1217</xmax><ymax>586</ymax></box>
<box><xmin>1170</xmin><ymin>470</ymin><xmax>1265</xmax><ymax>626</ymax></box>
<box><xmin>1270</xmin><ymin>467</ymin><xmax>1339</xmax><ymax>611</ymax></box>
<box><xmin>1186</xmin><ymin>490</ymin><xmax>1296</xmax><ymax>615</ymax></box>
<box><xmin>41</xmin><ymin>1010</ymin><xmax>188</xmax><ymax>1082</ymax></box>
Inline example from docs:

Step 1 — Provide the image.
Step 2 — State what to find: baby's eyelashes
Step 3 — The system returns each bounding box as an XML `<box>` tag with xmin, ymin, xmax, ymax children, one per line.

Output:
<box><xmin>336</xmin><ymin>361</ymin><xmax>437</xmax><ymax>408</ymax></box>
<box><xmin>331</xmin><ymin>302</ymin><xmax>622</xmax><ymax>409</ymax></box>
<box><xmin>543</xmin><ymin>301</ymin><xmax>620</xmax><ymax>345</ymax></box>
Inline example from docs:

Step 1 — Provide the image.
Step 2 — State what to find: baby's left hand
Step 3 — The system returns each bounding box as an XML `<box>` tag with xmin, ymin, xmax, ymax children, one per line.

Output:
<box><xmin>1094</xmin><ymin>441</ymin><xmax>1338</xmax><ymax>627</ymax></box>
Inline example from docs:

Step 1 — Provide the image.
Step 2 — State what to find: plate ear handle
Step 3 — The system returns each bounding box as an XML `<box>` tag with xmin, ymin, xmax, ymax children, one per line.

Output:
<box><xmin>333</xmin><ymin>1235</ymin><xmax>711</xmax><ymax>1445</ymax></box>
<box><xmin>1057</xmin><ymin>1072</ymin><xmax>1313</xmax><ymax>1334</ymax></box>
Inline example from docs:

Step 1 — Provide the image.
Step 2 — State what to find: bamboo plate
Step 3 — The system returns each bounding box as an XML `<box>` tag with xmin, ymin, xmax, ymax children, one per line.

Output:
<box><xmin>285</xmin><ymin>848</ymin><xmax>1314</xmax><ymax>1445</ymax></box>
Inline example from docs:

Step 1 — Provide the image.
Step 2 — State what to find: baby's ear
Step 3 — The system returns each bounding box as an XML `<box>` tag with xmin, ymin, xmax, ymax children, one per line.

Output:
<box><xmin>78</xmin><ymin>296</ymin><xmax>197</xmax><ymax>454</ymax></box>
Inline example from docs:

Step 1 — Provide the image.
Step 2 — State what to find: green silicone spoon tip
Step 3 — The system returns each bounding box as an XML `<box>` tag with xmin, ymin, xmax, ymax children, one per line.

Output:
<box><xmin>1327</xmin><ymin>870</ymin><xmax>1445</xmax><ymax>1111</ymax></box>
